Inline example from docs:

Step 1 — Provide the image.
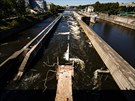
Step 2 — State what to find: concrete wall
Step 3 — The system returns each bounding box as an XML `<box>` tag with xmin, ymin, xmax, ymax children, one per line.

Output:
<box><xmin>0</xmin><ymin>15</ymin><xmax>62</xmax><ymax>89</ymax></box>
<box><xmin>98</xmin><ymin>13</ymin><xmax>135</xmax><ymax>30</ymax></box>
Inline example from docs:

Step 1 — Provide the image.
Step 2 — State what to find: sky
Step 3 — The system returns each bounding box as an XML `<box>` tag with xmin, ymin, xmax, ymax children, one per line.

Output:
<box><xmin>45</xmin><ymin>0</ymin><xmax>135</xmax><ymax>6</ymax></box>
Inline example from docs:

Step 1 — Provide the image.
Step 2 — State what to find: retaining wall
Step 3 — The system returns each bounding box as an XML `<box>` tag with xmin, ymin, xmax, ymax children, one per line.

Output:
<box><xmin>98</xmin><ymin>13</ymin><xmax>135</xmax><ymax>30</ymax></box>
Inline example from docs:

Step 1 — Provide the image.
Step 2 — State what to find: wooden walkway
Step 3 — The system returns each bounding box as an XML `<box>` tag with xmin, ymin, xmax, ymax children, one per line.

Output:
<box><xmin>73</xmin><ymin>11</ymin><xmax>135</xmax><ymax>90</ymax></box>
<box><xmin>55</xmin><ymin>65</ymin><xmax>74</xmax><ymax>101</ymax></box>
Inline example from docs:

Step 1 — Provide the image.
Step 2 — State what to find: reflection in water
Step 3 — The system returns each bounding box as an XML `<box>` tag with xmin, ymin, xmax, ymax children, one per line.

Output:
<box><xmin>91</xmin><ymin>19</ymin><xmax>135</xmax><ymax>67</ymax></box>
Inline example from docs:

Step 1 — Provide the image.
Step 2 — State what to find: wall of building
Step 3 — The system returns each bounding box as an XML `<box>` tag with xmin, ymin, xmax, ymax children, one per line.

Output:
<box><xmin>28</xmin><ymin>0</ymin><xmax>47</xmax><ymax>13</ymax></box>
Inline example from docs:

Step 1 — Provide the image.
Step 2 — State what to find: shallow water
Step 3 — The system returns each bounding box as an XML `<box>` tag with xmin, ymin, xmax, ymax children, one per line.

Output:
<box><xmin>0</xmin><ymin>11</ymin><xmax>121</xmax><ymax>101</ymax></box>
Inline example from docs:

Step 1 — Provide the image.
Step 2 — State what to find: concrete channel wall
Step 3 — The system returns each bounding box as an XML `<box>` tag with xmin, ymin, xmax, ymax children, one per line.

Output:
<box><xmin>73</xmin><ymin>11</ymin><xmax>135</xmax><ymax>90</ymax></box>
<box><xmin>0</xmin><ymin>15</ymin><xmax>62</xmax><ymax>89</ymax></box>
<box><xmin>98</xmin><ymin>13</ymin><xmax>135</xmax><ymax>30</ymax></box>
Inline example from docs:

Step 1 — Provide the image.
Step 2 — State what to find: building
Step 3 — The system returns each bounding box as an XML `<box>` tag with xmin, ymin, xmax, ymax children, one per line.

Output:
<box><xmin>29</xmin><ymin>9</ymin><xmax>38</xmax><ymax>14</ymax></box>
<box><xmin>127</xmin><ymin>2</ymin><xmax>135</xmax><ymax>7</ymax></box>
<box><xmin>87</xmin><ymin>6</ymin><xmax>94</xmax><ymax>13</ymax></box>
<box><xmin>47</xmin><ymin>2</ymin><xmax>52</xmax><ymax>10</ymax></box>
<box><xmin>25</xmin><ymin>0</ymin><xmax>29</xmax><ymax>6</ymax></box>
<box><xmin>119</xmin><ymin>2</ymin><xmax>135</xmax><ymax>7</ymax></box>
<box><xmin>29</xmin><ymin>0</ymin><xmax>47</xmax><ymax>13</ymax></box>
<box><xmin>82</xmin><ymin>6</ymin><xmax>94</xmax><ymax>13</ymax></box>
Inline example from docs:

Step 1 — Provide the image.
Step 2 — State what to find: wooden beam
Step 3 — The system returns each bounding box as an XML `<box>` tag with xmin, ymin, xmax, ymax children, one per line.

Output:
<box><xmin>55</xmin><ymin>65</ymin><xmax>74</xmax><ymax>101</ymax></box>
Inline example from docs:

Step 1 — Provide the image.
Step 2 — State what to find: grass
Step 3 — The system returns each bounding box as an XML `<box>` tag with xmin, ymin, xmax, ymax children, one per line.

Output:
<box><xmin>0</xmin><ymin>13</ymin><xmax>49</xmax><ymax>31</ymax></box>
<box><xmin>0</xmin><ymin>20</ymin><xmax>18</xmax><ymax>30</ymax></box>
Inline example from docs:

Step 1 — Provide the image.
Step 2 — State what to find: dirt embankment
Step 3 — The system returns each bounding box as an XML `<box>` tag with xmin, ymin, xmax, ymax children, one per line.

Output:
<box><xmin>0</xmin><ymin>14</ymin><xmax>52</xmax><ymax>43</ymax></box>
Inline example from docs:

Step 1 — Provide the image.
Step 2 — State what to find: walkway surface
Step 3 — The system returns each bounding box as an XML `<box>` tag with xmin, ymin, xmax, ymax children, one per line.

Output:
<box><xmin>73</xmin><ymin>11</ymin><xmax>135</xmax><ymax>90</ymax></box>
<box><xmin>55</xmin><ymin>65</ymin><xmax>74</xmax><ymax>101</ymax></box>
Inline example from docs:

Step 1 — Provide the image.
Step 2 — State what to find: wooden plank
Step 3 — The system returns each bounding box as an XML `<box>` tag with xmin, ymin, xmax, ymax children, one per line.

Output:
<box><xmin>55</xmin><ymin>65</ymin><xmax>74</xmax><ymax>101</ymax></box>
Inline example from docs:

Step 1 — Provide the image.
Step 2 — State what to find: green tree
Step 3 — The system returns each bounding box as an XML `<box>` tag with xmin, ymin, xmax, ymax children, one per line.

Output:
<box><xmin>16</xmin><ymin>0</ymin><xmax>26</xmax><ymax>16</ymax></box>
<box><xmin>0</xmin><ymin>0</ymin><xmax>27</xmax><ymax>19</ymax></box>
<box><xmin>93</xmin><ymin>1</ymin><xmax>101</xmax><ymax>12</ymax></box>
<box><xmin>0</xmin><ymin>0</ymin><xmax>4</xmax><ymax>19</ymax></box>
<box><xmin>49</xmin><ymin>3</ymin><xmax>64</xmax><ymax>14</ymax></box>
<box><xmin>93</xmin><ymin>2</ymin><xmax>119</xmax><ymax>15</ymax></box>
<box><xmin>2</xmin><ymin>0</ymin><xmax>14</xmax><ymax>17</ymax></box>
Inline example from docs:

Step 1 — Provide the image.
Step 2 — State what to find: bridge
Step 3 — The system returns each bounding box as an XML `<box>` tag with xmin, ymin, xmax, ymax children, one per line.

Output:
<box><xmin>77</xmin><ymin>11</ymin><xmax>97</xmax><ymax>23</ymax></box>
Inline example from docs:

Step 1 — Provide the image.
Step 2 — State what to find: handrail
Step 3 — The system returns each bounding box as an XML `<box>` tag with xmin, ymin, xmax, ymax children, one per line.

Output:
<box><xmin>13</xmin><ymin>15</ymin><xmax>62</xmax><ymax>80</ymax></box>
<box><xmin>0</xmin><ymin>15</ymin><xmax>62</xmax><ymax>67</ymax></box>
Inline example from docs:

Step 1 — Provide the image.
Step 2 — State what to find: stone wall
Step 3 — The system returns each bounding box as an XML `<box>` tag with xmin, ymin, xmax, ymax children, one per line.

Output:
<box><xmin>98</xmin><ymin>13</ymin><xmax>135</xmax><ymax>30</ymax></box>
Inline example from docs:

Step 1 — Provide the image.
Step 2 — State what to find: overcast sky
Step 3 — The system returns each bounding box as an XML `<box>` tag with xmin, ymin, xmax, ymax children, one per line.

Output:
<box><xmin>45</xmin><ymin>0</ymin><xmax>135</xmax><ymax>6</ymax></box>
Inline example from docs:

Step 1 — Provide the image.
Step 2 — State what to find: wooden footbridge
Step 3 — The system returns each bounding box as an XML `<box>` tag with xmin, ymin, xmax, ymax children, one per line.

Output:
<box><xmin>73</xmin><ymin>11</ymin><xmax>135</xmax><ymax>90</ymax></box>
<box><xmin>55</xmin><ymin>65</ymin><xmax>74</xmax><ymax>101</ymax></box>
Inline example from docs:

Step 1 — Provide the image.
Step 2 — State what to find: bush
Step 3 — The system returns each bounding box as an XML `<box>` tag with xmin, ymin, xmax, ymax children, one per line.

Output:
<box><xmin>9</xmin><ymin>20</ymin><xmax>18</xmax><ymax>27</ymax></box>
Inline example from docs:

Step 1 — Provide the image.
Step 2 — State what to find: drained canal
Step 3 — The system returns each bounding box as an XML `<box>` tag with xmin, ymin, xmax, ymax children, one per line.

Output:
<box><xmin>91</xmin><ymin>19</ymin><xmax>135</xmax><ymax>67</ymax></box>
<box><xmin>0</xmin><ymin>11</ymin><xmax>126</xmax><ymax>101</ymax></box>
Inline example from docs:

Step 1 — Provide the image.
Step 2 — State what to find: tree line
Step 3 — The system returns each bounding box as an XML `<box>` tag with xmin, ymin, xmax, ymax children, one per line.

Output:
<box><xmin>0</xmin><ymin>0</ymin><xmax>64</xmax><ymax>20</ymax></box>
<box><xmin>93</xmin><ymin>1</ymin><xmax>135</xmax><ymax>15</ymax></box>
<box><xmin>48</xmin><ymin>3</ymin><xmax>65</xmax><ymax>14</ymax></box>
<box><xmin>78</xmin><ymin>1</ymin><xmax>135</xmax><ymax>15</ymax></box>
<box><xmin>0</xmin><ymin>0</ymin><xmax>26</xmax><ymax>19</ymax></box>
